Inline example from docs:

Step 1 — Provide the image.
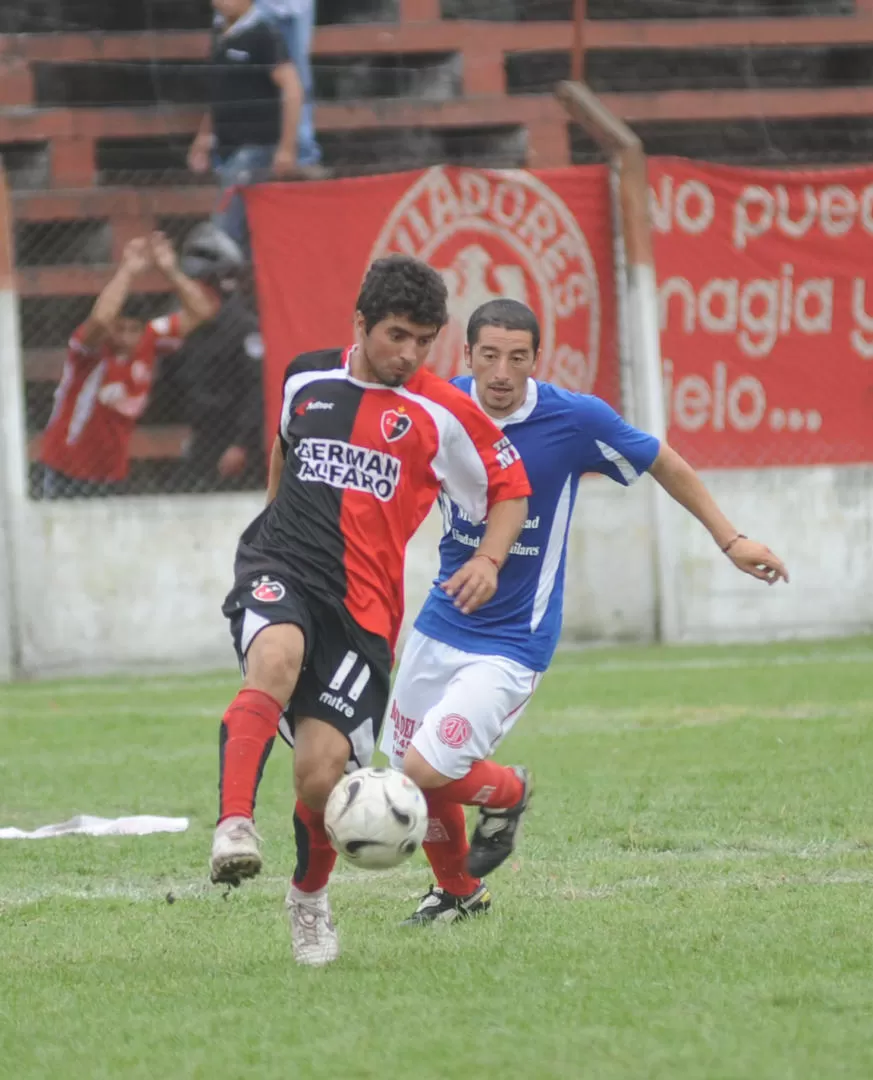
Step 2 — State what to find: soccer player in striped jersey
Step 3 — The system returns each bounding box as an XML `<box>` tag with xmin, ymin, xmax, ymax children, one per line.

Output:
<box><xmin>211</xmin><ymin>256</ymin><xmax>532</xmax><ymax>965</ymax></box>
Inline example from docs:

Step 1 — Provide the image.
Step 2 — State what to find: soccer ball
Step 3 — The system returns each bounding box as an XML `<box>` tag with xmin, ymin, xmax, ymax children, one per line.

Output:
<box><xmin>324</xmin><ymin>767</ymin><xmax>428</xmax><ymax>870</ymax></box>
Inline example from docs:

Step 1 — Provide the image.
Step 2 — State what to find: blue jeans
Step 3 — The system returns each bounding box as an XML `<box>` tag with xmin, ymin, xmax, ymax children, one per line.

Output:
<box><xmin>42</xmin><ymin>467</ymin><xmax>116</xmax><ymax>499</ymax></box>
<box><xmin>212</xmin><ymin>144</ymin><xmax>275</xmax><ymax>255</ymax></box>
<box><xmin>260</xmin><ymin>5</ymin><xmax>322</xmax><ymax>166</ymax></box>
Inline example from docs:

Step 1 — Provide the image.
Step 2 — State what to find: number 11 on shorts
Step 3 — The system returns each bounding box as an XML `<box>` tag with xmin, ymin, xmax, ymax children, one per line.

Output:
<box><xmin>329</xmin><ymin>651</ymin><xmax>371</xmax><ymax>702</ymax></box>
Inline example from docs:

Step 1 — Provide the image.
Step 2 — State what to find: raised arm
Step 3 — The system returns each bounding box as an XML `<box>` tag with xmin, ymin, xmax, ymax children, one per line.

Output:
<box><xmin>80</xmin><ymin>238</ymin><xmax>151</xmax><ymax>347</ymax></box>
<box><xmin>150</xmin><ymin>232</ymin><xmax>219</xmax><ymax>336</ymax></box>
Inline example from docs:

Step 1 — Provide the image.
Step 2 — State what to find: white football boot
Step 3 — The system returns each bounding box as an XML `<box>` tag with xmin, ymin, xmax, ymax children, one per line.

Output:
<box><xmin>210</xmin><ymin>816</ymin><xmax>262</xmax><ymax>886</ymax></box>
<box><xmin>286</xmin><ymin>884</ymin><xmax>340</xmax><ymax>967</ymax></box>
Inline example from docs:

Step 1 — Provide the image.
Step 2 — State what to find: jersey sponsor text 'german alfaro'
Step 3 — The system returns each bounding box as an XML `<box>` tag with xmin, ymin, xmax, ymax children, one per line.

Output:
<box><xmin>235</xmin><ymin>347</ymin><xmax>531</xmax><ymax>651</ymax></box>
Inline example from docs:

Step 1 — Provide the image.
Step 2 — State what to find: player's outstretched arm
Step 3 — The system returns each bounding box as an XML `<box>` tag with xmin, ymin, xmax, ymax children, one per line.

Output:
<box><xmin>442</xmin><ymin>495</ymin><xmax>528</xmax><ymax>614</ymax></box>
<box><xmin>648</xmin><ymin>443</ymin><xmax>789</xmax><ymax>585</ymax></box>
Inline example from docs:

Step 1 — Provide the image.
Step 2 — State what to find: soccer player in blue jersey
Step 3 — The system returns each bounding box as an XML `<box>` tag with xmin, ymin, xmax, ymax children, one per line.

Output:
<box><xmin>381</xmin><ymin>298</ymin><xmax>789</xmax><ymax>924</ymax></box>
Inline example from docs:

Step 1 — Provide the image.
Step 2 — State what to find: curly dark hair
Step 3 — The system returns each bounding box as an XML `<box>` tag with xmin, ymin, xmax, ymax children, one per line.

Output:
<box><xmin>356</xmin><ymin>255</ymin><xmax>448</xmax><ymax>333</ymax></box>
<box><xmin>467</xmin><ymin>298</ymin><xmax>540</xmax><ymax>355</ymax></box>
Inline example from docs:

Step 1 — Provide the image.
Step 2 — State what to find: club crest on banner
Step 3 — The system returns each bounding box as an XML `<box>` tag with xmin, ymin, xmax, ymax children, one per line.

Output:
<box><xmin>369</xmin><ymin>166</ymin><xmax>600</xmax><ymax>392</ymax></box>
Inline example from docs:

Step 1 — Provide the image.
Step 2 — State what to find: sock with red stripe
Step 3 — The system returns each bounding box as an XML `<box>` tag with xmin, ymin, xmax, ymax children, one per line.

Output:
<box><xmin>422</xmin><ymin>789</ymin><xmax>480</xmax><ymax>898</ymax></box>
<box><xmin>217</xmin><ymin>688</ymin><xmax>282</xmax><ymax>823</ymax></box>
<box><xmin>437</xmin><ymin>760</ymin><xmax>524</xmax><ymax>810</ymax></box>
<box><xmin>292</xmin><ymin>800</ymin><xmax>338</xmax><ymax>893</ymax></box>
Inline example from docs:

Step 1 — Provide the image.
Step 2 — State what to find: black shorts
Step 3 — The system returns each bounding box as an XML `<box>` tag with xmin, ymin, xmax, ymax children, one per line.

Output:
<box><xmin>222</xmin><ymin>573</ymin><xmax>391</xmax><ymax>769</ymax></box>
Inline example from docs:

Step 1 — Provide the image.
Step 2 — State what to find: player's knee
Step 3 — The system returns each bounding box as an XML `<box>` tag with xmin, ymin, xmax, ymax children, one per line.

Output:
<box><xmin>243</xmin><ymin>625</ymin><xmax>305</xmax><ymax>704</ymax></box>
<box><xmin>294</xmin><ymin>716</ymin><xmax>350</xmax><ymax>809</ymax></box>
<box><xmin>295</xmin><ymin>756</ymin><xmax>347</xmax><ymax>811</ymax></box>
<box><xmin>403</xmin><ymin>746</ymin><xmax>452</xmax><ymax>790</ymax></box>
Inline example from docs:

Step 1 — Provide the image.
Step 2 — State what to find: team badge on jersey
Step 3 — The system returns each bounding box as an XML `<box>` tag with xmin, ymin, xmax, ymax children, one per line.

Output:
<box><xmin>437</xmin><ymin>713</ymin><xmax>472</xmax><ymax>749</ymax></box>
<box><xmin>252</xmin><ymin>577</ymin><xmax>286</xmax><ymax>603</ymax></box>
<box><xmin>381</xmin><ymin>408</ymin><xmax>412</xmax><ymax>443</ymax></box>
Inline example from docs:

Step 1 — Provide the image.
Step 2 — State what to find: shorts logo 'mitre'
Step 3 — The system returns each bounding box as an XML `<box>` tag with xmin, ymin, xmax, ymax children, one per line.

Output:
<box><xmin>295</xmin><ymin>437</ymin><xmax>402</xmax><ymax>502</ymax></box>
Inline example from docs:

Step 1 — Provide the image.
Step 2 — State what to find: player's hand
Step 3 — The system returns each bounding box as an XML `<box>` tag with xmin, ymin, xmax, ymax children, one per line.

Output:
<box><xmin>149</xmin><ymin>231</ymin><xmax>177</xmax><ymax>275</ymax></box>
<box><xmin>187</xmin><ymin>137</ymin><xmax>212</xmax><ymax>175</ymax></box>
<box><xmin>272</xmin><ymin>146</ymin><xmax>297</xmax><ymax>178</ymax></box>
<box><xmin>122</xmin><ymin>237</ymin><xmax>151</xmax><ymax>275</ymax></box>
<box><xmin>726</xmin><ymin>538</ymin><xmax>789</xmax><ymax>585</ymax></box>
<box><xmin>441</xmin><ymin>553</ymin><xmax>499</xmax><ymax>615</ymax></box>
<box><xmin>218</xmin><ymin>445</ymin><xmax>247</xmax><ymax>478</ymax></box>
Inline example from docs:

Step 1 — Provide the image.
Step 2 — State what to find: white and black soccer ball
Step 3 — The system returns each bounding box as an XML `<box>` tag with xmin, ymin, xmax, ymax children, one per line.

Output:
<box><xmin>324</xmin><ymin>767</ymin><xmax>427</xmax><ymax>870</ymax></box>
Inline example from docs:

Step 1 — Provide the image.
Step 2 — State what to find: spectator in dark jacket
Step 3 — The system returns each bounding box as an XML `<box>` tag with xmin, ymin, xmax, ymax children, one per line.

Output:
<box><xmin>187</xmin><ymin>0</ymin><xmax>303</xmax><ymax>253</ymax></box>
<box><xmin>175</xmin><ymin>224</ymin><xmax>266</xmax><ymax>490</ymax></box>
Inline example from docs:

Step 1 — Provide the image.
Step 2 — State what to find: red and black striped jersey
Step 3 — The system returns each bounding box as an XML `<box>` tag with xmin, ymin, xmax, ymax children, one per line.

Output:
<box><xmin>234</xmin><ymin>346</ymin><xmax>531</xmax><ymax>651</ymax></box>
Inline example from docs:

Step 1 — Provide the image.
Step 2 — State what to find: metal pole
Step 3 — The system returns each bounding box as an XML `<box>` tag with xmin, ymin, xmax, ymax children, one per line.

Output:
<box><xmin>0</xmin><ymin>164</ymin><xmax>27</xmax><ymax>678</ymax></box>
<box><xmin>571</xmin><ymin>0</ymin><xmax>588</xmax><ymax>83</ymax></box>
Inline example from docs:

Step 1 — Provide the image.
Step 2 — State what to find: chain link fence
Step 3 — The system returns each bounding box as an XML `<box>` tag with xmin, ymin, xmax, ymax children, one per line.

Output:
<box><xmin>6</xmin><ymin>0</ymin><xmax>873</xmax><ymax>497</ymax></box>
<box><xmin>16</xmin><ymin>207</ymin><xmax>268</xmax><ymax>499</ymax></box>
<box><xmin>12</xmin><ymin>117</ymin><xmax>534</xmax><ymax>502</ymax></box>
<box><xmin>7</xmin><ymin>0</ymin><xmax>532</xmax><ymax>501</ymax></box>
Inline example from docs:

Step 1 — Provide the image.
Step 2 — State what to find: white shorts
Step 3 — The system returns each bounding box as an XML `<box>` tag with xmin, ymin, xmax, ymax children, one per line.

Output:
<box><xmin>380</xmin><ymin>628</ymin><xmax>542</xmax><ymax>780</ymax></box>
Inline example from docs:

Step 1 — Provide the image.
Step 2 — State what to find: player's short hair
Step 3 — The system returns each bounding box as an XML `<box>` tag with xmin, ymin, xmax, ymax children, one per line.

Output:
<box><xmin>467</xmin><ymin>299</ymin><xmax>540</xmax><ymax>355</ymax></box>
<box><xmin>356</xmin><ymin>255</ymin><xmax>449</xmax><ymax>333</ymax></box>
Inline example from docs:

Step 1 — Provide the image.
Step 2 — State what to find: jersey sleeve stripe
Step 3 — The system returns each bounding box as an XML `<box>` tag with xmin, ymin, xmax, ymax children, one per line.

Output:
<box><xmin>396</xmin><ymin>386</ymin><xmax>490</xmax><ymax>523</ymax></box>
<box><xmin>595</xmin><ymin>439</ymin><xmax>641</xmax><ymax>485</ymax></box>
<box><xmin>530</xmin><ymin>474</ymin><xmax>573</xmax><ymax>632</ymax></box>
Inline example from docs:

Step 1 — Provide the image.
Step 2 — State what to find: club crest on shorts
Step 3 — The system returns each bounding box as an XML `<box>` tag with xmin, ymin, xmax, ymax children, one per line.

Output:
<box><xmin>381</xmin><ymin>408</ymin><xmax>412</xmax><ymax>443</ymax></box>
<box><xmin>252</xmin><ymin>577</ymin><xmax>286</xmax><ymax>603</ymax></box>
<box><xmin>437</xmin><ymin>713</ymin><xmax>472</xmax><ymax>749</ymax></box>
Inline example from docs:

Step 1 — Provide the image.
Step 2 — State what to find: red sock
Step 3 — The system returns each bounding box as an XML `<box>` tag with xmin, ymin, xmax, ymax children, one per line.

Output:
<box><xmin>423</xmin><ymin>790</ymin><xmax>480</xmax><ymax>898</ymax></box>
<box><xmin>292</xmin><ymin>800</ymin><xmax>338</xmax><ymax>893</ymax></box>
<box><xmin>218</xmin><ymin>688</ymin><xmax>282</xmax><ymax>823</ymax></box>
<box><xmin>438</xmin><ymin>760</ymin><xmax>524</xmax><ymax>809</ymax></box>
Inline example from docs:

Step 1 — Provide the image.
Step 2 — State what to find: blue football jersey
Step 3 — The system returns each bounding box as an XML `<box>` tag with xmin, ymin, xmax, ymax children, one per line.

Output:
<box><xmin>414</xmin><ymin>378</ymin><xmax>661</xmax><ymax>671</ymax></box>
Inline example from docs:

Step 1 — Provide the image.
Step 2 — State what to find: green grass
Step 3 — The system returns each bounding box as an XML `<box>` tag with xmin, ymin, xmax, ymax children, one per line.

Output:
<box><xmin>2</xmin><ymin>636</ymin><xmax>873</xmax><ymax>1080</ymax></box>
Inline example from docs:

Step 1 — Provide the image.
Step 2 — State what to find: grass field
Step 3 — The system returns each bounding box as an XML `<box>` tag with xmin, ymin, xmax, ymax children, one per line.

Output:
<box><xmin>2</xmin><ymin>636</ymin><xmax>872</xmax><ymax>1080</ymax></box>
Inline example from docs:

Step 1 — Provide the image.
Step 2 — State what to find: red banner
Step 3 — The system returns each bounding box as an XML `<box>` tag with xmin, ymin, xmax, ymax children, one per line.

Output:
<box><xmin>247</xmin><ymin>166</ymin><xmax>617</xmax><ymax>435</ymax></box>
<box><xmin>651</xmin><ymin>158</ymin><xmax>873</xmax><ymax>467</ymax></box>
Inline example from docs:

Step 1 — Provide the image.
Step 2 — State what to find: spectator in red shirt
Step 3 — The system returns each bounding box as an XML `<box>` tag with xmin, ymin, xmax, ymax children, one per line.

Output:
<box><xmin>40</xmin><ymin>233</ymin><xmax>218</xmax><ymax>498</ymax></box>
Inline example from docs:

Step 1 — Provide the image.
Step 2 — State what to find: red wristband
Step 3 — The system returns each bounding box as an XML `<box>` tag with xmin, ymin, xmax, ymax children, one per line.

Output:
<box><xmin>474</xmin><ymin>552</ymin><xmax>501</xmax><ymax>571</ymax></box>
